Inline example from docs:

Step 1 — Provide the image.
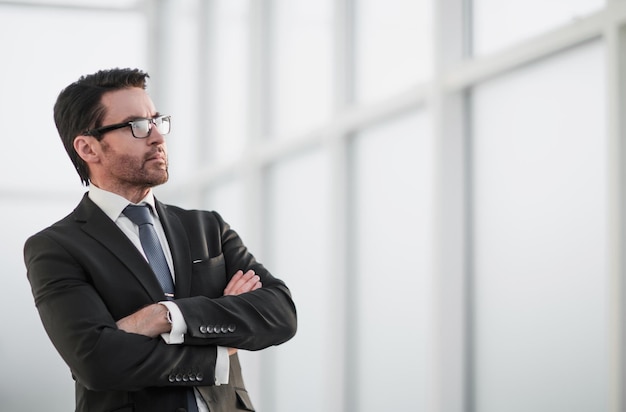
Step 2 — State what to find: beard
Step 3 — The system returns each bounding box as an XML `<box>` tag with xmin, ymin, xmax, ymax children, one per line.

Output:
<box><xmin>118</xmin><ymin>153</ymin><xmax>169</xmax><ymax>187</ymax></box>
<box><xmin>100</xmin><ymin>141</ymin><xmax>169</xmax><ymax>189</ymax></box>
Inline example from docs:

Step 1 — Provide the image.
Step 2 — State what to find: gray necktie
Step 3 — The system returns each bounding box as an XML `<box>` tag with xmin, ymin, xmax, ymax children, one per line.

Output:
<box><xmin>124</xmin><ymin>204</ymin><xmax>199</xmax><ymax>412</ymax></box>
<box><xmin>123</xmin><ymin>204</ymin><xmax>175</xmax><ymax>300</ymax></box>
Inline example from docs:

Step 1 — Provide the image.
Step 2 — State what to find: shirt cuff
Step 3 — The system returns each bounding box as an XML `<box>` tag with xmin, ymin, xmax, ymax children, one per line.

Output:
<box><xmin>215</xmin><ymin>347</ymin><xmax>230</xmax><ymax>386</ymax></box>
<box><xmin>158</xmin><ymin>301</ymin><xmax>187</xmax><ymax>344</ymax></box>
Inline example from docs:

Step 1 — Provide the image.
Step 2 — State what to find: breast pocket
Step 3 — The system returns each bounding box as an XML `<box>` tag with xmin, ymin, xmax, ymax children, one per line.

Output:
<box><xmin>191</xmin><ymin>254</ymin><xmax>227</xmax><ymax>298</ymax></box>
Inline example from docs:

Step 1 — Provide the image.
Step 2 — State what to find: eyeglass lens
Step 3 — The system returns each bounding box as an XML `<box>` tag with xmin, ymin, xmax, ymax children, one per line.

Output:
<box><xmin>131</xmin><ymin>116</ymin><xmax>171</xmax><ymax>138</ymax></box>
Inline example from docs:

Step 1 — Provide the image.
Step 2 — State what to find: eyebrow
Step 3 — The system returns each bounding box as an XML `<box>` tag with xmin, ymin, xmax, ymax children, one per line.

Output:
<box><xmin>118</xmin><ymin>112</ymin><xmax>162</xmax><ymax>123</ymax></box>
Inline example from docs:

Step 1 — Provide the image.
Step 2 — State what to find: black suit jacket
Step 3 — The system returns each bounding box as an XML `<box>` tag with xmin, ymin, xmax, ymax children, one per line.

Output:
<box><xmin>24</xmin><ymin>194</ymin><xmax>297</xmax><ymax>412</ymax></box>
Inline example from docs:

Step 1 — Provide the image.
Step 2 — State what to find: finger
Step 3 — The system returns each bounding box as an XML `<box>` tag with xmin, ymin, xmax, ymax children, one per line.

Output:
<box><xmin>227</xmin><ymin>271</ymin><xmax>259</xmax><ymax>295</ymax></box>
<box><xmin>223</xmin><ymin>270</ymin><xmax>244</xmax><ymax>295</ymax></box>
<box><xmin>234</xmin><ymin>270</ymin><xmax>255</xmax><ymax>289</ymax></box>
<box><xmin>239</xmin><ymin>275</ymin><xmax>262</xmax><ymax>293</ymax></box>
<box><xmin>239</xmin><ymin>271</ymin><xmax>259</xmax><ymax>292</ymax></box>
<box><xmin>224</xmin><ymin>270</ymin><xmax>255</xmax><ymax>295</ymax></box>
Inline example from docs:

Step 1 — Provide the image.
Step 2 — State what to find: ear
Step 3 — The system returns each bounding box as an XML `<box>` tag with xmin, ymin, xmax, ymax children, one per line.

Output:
<box><xmin>73</xmin><ymin>135</ymin><xmax>101</xmax><ymax>164</ymax></box>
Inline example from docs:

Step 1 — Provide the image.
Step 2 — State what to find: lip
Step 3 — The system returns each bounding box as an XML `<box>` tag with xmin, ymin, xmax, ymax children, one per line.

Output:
<box><xmin>146</xmin><ymin>152</ymin><xmax>166</xmax><ymax>162</ymax></box>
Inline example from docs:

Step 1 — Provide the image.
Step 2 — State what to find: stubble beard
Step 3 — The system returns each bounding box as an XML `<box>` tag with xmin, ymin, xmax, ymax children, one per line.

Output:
<box><xmin>98</xmin><ymin>139</ymin><xmax>170</xmax><ymax>193</ymax></box>
<box><xmin>136</xmin><ymin>156</ymin><xmax>169</xmax><ymax>188</ymax></box>
<box><xmin>109</xmin><ymin>152</ymin><xmax>169</xmax><ymax>190</ymax></box>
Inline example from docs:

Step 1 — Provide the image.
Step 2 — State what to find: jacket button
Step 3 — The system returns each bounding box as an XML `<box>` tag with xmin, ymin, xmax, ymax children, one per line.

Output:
<box><xmin>228</xmin><ymin>324</ymin><xmax>236</xmax><ymax>332</ymax></box>
<box><xmin>199</xmin><ymin>325</ymin><xmax>207</xmax><ymax>334</ymax></box>
<box><xmin>207</xmin><ymin>325</ymin><xmax>214</xmax><ymax>333</ymax></box>
<box><xmin>168</xmin><ymin>374</ymin><xmax>176</xmax><ymax>382</ymax></box>
<box><xmin>196</xmin><ymin>373</ymin><xmax>204</xmax><ymax>382</ymax></box>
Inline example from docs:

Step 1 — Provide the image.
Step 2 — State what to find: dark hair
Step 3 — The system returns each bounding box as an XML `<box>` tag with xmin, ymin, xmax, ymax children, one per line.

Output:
<box><xmin>53</xmin><ymin>68</ymin><xmax>150</xmax><ymax>186</ymax></box>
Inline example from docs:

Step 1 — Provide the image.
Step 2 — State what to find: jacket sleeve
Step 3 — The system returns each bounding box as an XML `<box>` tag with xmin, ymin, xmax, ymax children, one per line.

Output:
<box><xmin>172</xmin><ymin>211</ymin><xmax>298</xmax><ymax>350</ymax></box>
<box><xmin>24</xmin><ymin>232</ymin><xmax>218</xmax><ymax>392</ymax></box>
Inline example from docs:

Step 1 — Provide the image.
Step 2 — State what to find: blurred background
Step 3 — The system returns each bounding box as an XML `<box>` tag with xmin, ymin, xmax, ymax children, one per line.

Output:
<box><xmin>0</xmin><ymin>0</ymin><xmax>621</xmax><ymax>411</ymax></box>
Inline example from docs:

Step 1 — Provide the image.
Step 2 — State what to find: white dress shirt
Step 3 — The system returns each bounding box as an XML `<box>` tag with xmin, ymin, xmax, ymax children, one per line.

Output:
<box><xmin>88</xmin><ymin>185</ymin><xmax>229</xmax><ymax>411</ymax></box>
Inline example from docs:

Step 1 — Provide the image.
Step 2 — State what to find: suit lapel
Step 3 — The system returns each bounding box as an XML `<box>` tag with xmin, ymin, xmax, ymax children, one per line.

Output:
<box><xmin>155</xmin><ymin>200</ymin><xmax>193</xmax><ymax>298</ymax></box>
<box><xmin>75</xmin><ymin>195</ymin><xmax>165</xmax><ymax>302</ymax></box>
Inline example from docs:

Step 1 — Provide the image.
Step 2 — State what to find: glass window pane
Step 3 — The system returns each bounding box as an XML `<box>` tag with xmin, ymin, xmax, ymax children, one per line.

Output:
<box><xmin>205</xmin><ymin>179</ymin><xmax>250</xmax><ymax>246</ymax></box>
<box><xmin>212</xmin><ymin>0</ymin><xmax>250</xmax><ymax>162</ymax></box>
<box><xmin>272</xmin><ymin>0</ymin><xmax>333</xmax><ymax>138</ymax></box>
<box><xmin>0</xmin><ymin>5</ymin><xmax>147</xmax><ymax>191</ymax></box>
<box><xmin>471</xmin><ymin>41</ymin><xmax>609</xmax><ymax>412</ymax></box>
<box><xmin>2</xmin><ymin>197</ymin><xmax>83</xmax><ymax>411</ymax></box>
<box><xmin>473</xmin><ymin>0</ymin><xmax>604</xmax><ymax>56</ymax></box>
<box><xmin>162</xmin><ymin>1</ymin><xmax>201</xmax><ymax>186</ymax></box>
<box><xmin>351</xmin><ymin>110</ymin><xmax>434</xmax><ymax>411</ymax></box>
<box><xmin>265</xmin><ymin>150</ymin><xmax>335</xmax><ymax>412</ymax></box>
<box><xmin>355</xmin><ymin>0</ymin><xmax>432</xmax><ymax>104</ymax></box>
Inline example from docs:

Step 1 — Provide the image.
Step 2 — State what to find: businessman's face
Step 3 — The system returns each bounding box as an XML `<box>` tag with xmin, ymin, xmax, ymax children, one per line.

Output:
<box><xmin>81</xmin><ymin>87</ymin><xmax>169</xmax><ymax>197</ymax></box>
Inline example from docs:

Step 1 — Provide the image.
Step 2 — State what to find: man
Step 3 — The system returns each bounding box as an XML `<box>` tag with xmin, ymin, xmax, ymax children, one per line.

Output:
<box><xmin>24</xmin><ymin>68</ymin><xmax>297</xmax><ymax>412</ymax></box>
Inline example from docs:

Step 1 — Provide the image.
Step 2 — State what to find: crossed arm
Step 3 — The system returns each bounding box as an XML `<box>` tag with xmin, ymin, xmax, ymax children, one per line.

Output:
<box><xmin>116</xmin><ymin>269</ymin><xmax>262</xmax><ymax>349</ymax></box>
<box><xmin>25</xmin><ymin>210</ymin><xmax>296</xmax><ymax>392</ymax></box>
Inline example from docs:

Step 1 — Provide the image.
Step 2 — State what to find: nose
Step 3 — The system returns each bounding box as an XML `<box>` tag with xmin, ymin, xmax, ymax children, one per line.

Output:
<box><xmin>148</xmin><ymin>124</ymin><xmax>166</xmax><ymax>144</ymax></box>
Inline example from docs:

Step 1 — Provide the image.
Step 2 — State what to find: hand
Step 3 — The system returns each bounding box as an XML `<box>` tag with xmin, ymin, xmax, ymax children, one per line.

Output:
<box><xmin>116</xmin><ymin>304</ymin><xmax>171</xmax><ymax>338</ymax></box>
<box><xmin>223</xmin><ymin>269</ymin><xmax>262</xmax><ymax>296</ymax></box>
<box><xmin>223</xmin><ymin>270</ymin><xmax>262</xmax><ymax>355</ymax></box>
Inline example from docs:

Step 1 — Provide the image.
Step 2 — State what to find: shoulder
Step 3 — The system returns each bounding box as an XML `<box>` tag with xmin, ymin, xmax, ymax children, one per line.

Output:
<box><xmin>157</xmin><ymin>202</ymin><xmax>229</xmax><ymax>230</ymax></box>
<box><xmin>27</xmin><ymin>206</ymin><xmax>82</xmax><ymax>241</ymax></box>
<box><xmin>158</xmin><ymin>202</ymin><xmax>220</xmax><ymax>220</ymax></box>
<box><xmin>24</xmin><ymin>194</ymin><xmax>103</xmax><ymax>248</ymax></box>
<box><xmin>24</xmin><ymin>211</ymin><xmax>79</xmax><ymax>262</ymax></box>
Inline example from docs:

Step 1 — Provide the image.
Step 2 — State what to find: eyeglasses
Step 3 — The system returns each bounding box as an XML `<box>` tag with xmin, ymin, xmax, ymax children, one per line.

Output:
<box><xmin>83</xmin><ymin>115</ymin><xmax>171</xmax><ymax>139</ymax></box>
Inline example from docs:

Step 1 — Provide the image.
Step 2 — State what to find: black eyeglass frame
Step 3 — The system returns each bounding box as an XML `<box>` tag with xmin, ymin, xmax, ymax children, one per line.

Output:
<box><xmin>83</xmin><ymin>115</ymin><xmax>171</xmax><ymax>139</ymax></box>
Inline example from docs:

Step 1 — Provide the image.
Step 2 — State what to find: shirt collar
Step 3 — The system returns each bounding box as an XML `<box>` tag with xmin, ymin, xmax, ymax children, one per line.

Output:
<box><xmin>88</xmin><ymin>184</ymin><xmax>157</xmax><ymax>221</ymax></box>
